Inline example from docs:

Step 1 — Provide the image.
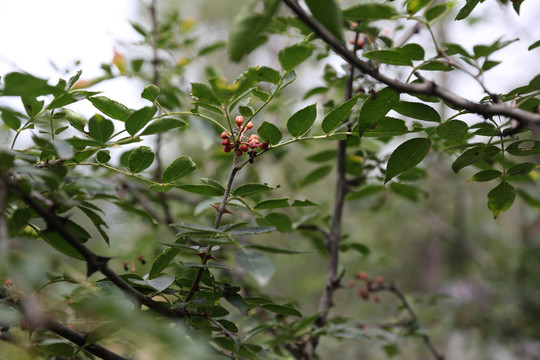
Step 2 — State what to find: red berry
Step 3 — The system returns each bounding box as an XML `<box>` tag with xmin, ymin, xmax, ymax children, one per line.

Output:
<box><xmin>224</xmin><ymin>146</ymin><xmax>232</xmax><ymax>153</ymax></box>
<box><xmin>259</xmin><ymin>142</ymin><xmax>269</xmax><ymax>150</ymax></box>
<box><xmin>221</xmin><ymin>131</ymin><xmax>228</xmax><ymax>139</ymax></box>
<box><xmin>246</xmin><ymin>122</ymin><xmax>254</xmax><ymax>129</ymax></box>
<box><xmin>4</xmin><ymin>278</ymin><xmax>13</xmax><ymax>287</ymax></box>
<box><xmin>375</xmin><ymin>276</ymin><xmax>384</xmax><ymax>284</ymax></box>
<box><xmin>222</xmin><ymin>139</ymin><xmax>230</xmax><ymax>146</ymax></box>
<box><xmin>239</xmin><ymin>144</ymin><xmax>249</xmax><ymax>152</ymax></box>
<box><xmin>356</xmin><ymin>271</ymin><xmax>369</xmax><ymax>281</ymax></box>
<box><xmin>237</xmin><ymin>150</ymin><xmax>243</xmax><ymax>156</ymax></box>
<box><xmin>235</xmin><ymin>116</ymin><xmax>244</xmax><ymax>127</ymax></box>
<box><xmin>20</xmin><ymin>320</ymin><xmax>28</xmax><ymax>331</ymax></box>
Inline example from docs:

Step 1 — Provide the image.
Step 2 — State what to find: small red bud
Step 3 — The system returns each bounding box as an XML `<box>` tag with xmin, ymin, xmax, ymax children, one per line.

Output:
<box><xmin>20</xmin><ymin>320</ymin><xmax>28</xmax><ymax>331</ymax></box>
<box><xmin>356</xmin><ymin>271</ymin><xmax>369</xmax><ymax>281</ymax></box>
<box><xmin>237</xmin><ymin>150</ymin><xmax>243</xmax><ymax>156</ymax></box>
<box><xmin>374</xmin><ymin>295</ymin><xmax>381</xmax><ymax>303</ymax></box>
<box><xmin>239</xmin><ymin>144</ymin><xmax>249</xmax><ymax>152</ymax></box>
<box><xmin>235</xmin><ymin>116</ymin><xmax>244</xmax><ymax>127</ymax></box>
<box><xmin>347</xmin><ymin>280</ymin><xmax>355</xmax><ymax>288</ymax></box>
<box><xmin>246</xmin><ymin>122</ymin><xmax>254</xmax><ymax>129</ymax></box>
<box><xmin>259</xmin><ymin>142</ymin><xmax>269</xmax><ymax>150</ymax></box>
<box><xmin>122</xmin><ymin>261</ymin><xmax>128</xmax><ymax>271</ymax></box>
<box><xmin>137</xmin><ymin>255</ymin><xmax>146</xmax><ymax>265</ymax></box>
<box><xmin>221</xmin><ymin>131</ymin><xmax>229</xmax><ymax>139</ymax></box>
<box><xmin>222</xmin><ymin>139</ymin><xmax>230</xmax><ymax>146</ymax></box>
<box><xmin>224</xmin><ymin>146</ymin><xmax>232</xmax><ymax>153</ymax></box>
<box><xmin>4</xmin><ymin>278</ymin><xmax>13</xmax><ymax>288</ymax></box>
<box><xmin>375</xmin><ymin>276</ymin><xmax>384</xmax><ymax>284</ymax></box>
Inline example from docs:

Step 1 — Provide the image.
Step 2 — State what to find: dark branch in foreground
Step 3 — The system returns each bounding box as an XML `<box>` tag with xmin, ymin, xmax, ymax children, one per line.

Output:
<box><xmin>7</xmin><ymin>178</ymin><xmax>183</xmax><ymax>319</ymax></box>
<box><xmin>45</xmin><ymin>318</ymin><xmax>128</xmax><ymax>360</ymax></box>
<box><xmin>282</xmin><ymin>0</ymin><xmax>540</xmax><ymax>128</ymax></box>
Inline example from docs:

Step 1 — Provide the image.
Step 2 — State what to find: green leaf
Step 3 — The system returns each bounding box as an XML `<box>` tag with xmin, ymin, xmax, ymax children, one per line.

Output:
<box><xmin>358</xmin><ymin>87</ymin><xmax>399</xmax><ymax>136</ymax></box>
<box><xmin>506</xmin><ymin>140</ymin><xmax>540</xmax><ymax>156</ymax></box>
<box><xmin>262</xmin><ymin>304</ymin><xmax>302</xmax><ymax>317</ymax></box>
<box><xmin>363</xmin><ymin>50</ymin><xmax>412</xmax><ymax>66</ymax></box>
<box><xmin>507</xmin><ymin>162</ymin><xmax>537</xmax><ymax>176</ymax></box>
<box><xmin>190</xmin><ymin>83</ymin><xmax>220</xmax><ymax>105</ymax></box>
<box><xmin>79</xmin><ymin>206</ymin><xmax>110</xmax><ymax>245</ymax></box>
<box><xmin>305</xmin><ymin>0</ymin><xmax>344</xmax><ymax>40</ymax></box>
<box><xmin>128</xmin><ymin>146</ymin><xmax>155</xmax><ymax>173</ymax></box>
<box><xmin>224</xmin><ymin>292</ymin><xmax>248</xmax><ymax>315</ymax></box>
<box><xmin>343</xmin><ymin>3</ymin><xmax>397</xmax><ymax>20</ymax></box>
<box><xmin>88</xmin><ymin>114</ymin><xmax>114</xmax><ymax>143</ymax></box>
<box><xmin>245</xmin><ymin>66</ymin><xmax>281</xmax><ymax>84</ymax></box>
<box><xmin>86</xmin><ymin>323</ymin><xmax>123</xmax><ymax>344</ymax></box>
<box><xmin>467</xmin><ymin>170</ymin><xmax>501</xmax><ymax>182</ymax></box>
<box><xmin>244</xmin><ymin>244</ymin><xmax>311</xmax><ymax>254</ymax></box>
<box><xmin>396</xmin><ymin>43</ymin><xmax>425</xmax><ymax>61</ymax></box>
<box><xmin>96</xmin><ymin>150</ymin><xmax>111</xmax><ymax>164</ymax></box>
<box><xmin>230</xmin><ymin>226</ymin><xmax>276</xmax><ymax>236</ymax></box>
<box><xmin>425</xmin><ymin>3</ymin><xmax>448</xmax><ymax>21</ymax></box>
<box><xmin>264</xmin><ymin>212</ymin><xmax>292</xmax><ymax>232</ymax></box>
<box><xmin>452</xmin><ymin>146</ymin><xmax>489</xmax><ymax>173</ymax></box>
<box><xmin>129</xmin><ymin>275</ymin><xmax>175</xmax><ymax>292</ymax></box>
<box><xmin>346</xmin><ymin>185</ymin><xmax>386</xmax><ymax>200</ymax></box>
<box><xmin>278</xmin><ymin>43</ymin><xmax>314</xmax><ymax>71</ymax></box>
<box><xmin>233</xmin><ymin>183</ymin><xmax>275</xmax><ymax>197</ymax></box>
<box><xmin>455</xmin><ymin>0</ymin><xmax>481</xmax><ymax>20</ymax></box>
<box><xmin>528</xmin><ymin>40</ymin><xmax>540</xmax><ymax>51</ymax></box>
<box><xmin>394</xmin><ymin>101</ymin><xmax>440</xmax><ymax>123</ymax></box>
<box><xmin>64</xmin><ymin>109</ymin><xmax>86</xmax><ymax>131</ymax></box>
<box><xmin>306</xmin><ymin>149</ymin><xmax>337</xmax><ymax>162</ymax></box>
<box><xmin>40</xmin><ymin>230</ymin><xmax>85</xmax><ymax>260</ymax></box>
<box><xmin>140</xmin><ymin>117</ymin><xmax>186</xmax><ymax>135</ymax></box>
<box><xmin>291</xmin><ymin>199</ymin><xmax>319</xmax><ymax>207</ymax></box>
<box><xmin>228</xmin><ymin>0</ymin><xmax>280</xmax><ymax>62</ymax></box>
<box><xmin>406</xmin><ymin>0</ymin><xmax>431</xmax><ymax>15</ymax></box>
<box><xmin>162</xmin><ymin>156</ymin><xmax>197</xmax><ymax>183</ymax></box>
<box><xmin>235</xmin><ymin>250</ymin><xmax>275</xmax><ymax>286</ymax></box>
<box><xmin>141</xmin><ymin>84</ymin><xmax>160</xmax><ymax>102</ymax></box>
<box><xmin>88</xmin><ymin>96</ymin><xmax>131</xmax><ymax>121</ymax></box>
<box><xmin>149</xmin><ymin>248</ymin><xmax>180</xmax><ymax>279</ymax></box>
<box><xmin>363</xmin><ymin>117</ymin><xmax>408</xmax><ymax>137</ymax></box>
<box><xmin>35</xmin><ymin>342</ymin><xmax>74</xmax><ymax>356</ymax></box>
<box><xmin>22</xmin><ymin>97</ymin><xmax>44</xmax><ymax>118</ymax></box>
<box><xmin>257</xmin><ymin>121</ymin><xmax>282</xmax><ymax>145</ymax></box>
<box><xmin>2</xmin><ymin>72</ymin><xmax>58</xmax><ymax>97</ymax></box>
<box><xmin>299</xmin><ymin>165</ymin><xmax>332</xmax><ymax>187</ymax></box>
<box><xmin>287</xmin><ymin>104</ymin><xmax>317</xmax><ymax>137</ymax></box>
<box><xmin>385</xmin><ymin>138</ymin><xmax>431</xmax><ymax>183</ymax></box>
<box><xmin>254</xmin><ymin>198</ymin><xmax>290</xmax><ymax>210</ymax></box>
<box><xmin>198</xmin><ymin>41</ymin><xmax>226</xmax><ymax>56</ymax></box>
<box><xmin>125</xmin><ymin>106</ymin><xmax>157</xmax><ymax>135</ymax></box>
<box><xmin>1</xmin><ymin>111</ymin><xmax>21</xmax><ymax>130</ymax></box>
<box><xmin>322</xmin><ymin>95</ymin><xmax>359</xmax><ymax>133</ymax></box>
<box><xmin>436</xmin><ymin>120</ymin><xmax>468</xmax><ymax>143</ymax></box>
<box><xmin>390</xmin><ymin>183</ymin><xmax>427</xmax><ymax>202</ymax></box>
<box><xmin>176</xmin><ymin>184</ymin><xmax>224</xmax><ymax>196</ymax></box>
<box><xmin>487</xmin><ymin>180</ymin><xmax>516</xmax><ymax>218</ymax></box>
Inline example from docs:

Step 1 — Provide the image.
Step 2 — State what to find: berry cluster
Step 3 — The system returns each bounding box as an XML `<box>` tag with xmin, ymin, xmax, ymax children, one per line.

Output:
<box><xmin>221</xmin><ymin>116</ymin><xmax>268</xmax><ymax>159</ymax></box>
<box><xmin>347</xmin><ymin>271</ymin><xmax>385</xmax><ymax>303</ymax></box>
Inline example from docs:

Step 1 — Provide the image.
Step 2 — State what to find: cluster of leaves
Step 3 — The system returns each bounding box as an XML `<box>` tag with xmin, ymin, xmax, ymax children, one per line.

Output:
<box><xmin>1</xmin><ymin>0</ymin><xmax>540</xmax><ymax>359</ymax></box>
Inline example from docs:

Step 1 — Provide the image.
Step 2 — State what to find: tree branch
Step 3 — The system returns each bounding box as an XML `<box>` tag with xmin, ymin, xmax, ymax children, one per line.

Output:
<box><xmin>44</xmin><ymin>318</ymin><xmax>128</xmax><ymax>360</ymax></box>
<box><xmin>281</xmin><ymin>0</ymin><xmax>540</xmax><ymax>128</ymax></box>
<box><xmin>183</xmin><ymin>150</ymin><xmax>240</xmax><ymax>303</ymax></box>
<box><xmin>7</xmin><ymin>178</ymin><xmax>183</xmax><ymax>319</ymax></box>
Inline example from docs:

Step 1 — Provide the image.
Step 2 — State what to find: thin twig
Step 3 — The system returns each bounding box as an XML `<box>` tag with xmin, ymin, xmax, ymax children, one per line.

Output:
<box><xmin>183</xmin><ymin>150</ymin><xmax>240</xmax><ymax>303</ymax></box>
<box><xmin>281</xmin><ymin>0</ymin><xmax>540</xmax><ymax>127</ymax></box>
